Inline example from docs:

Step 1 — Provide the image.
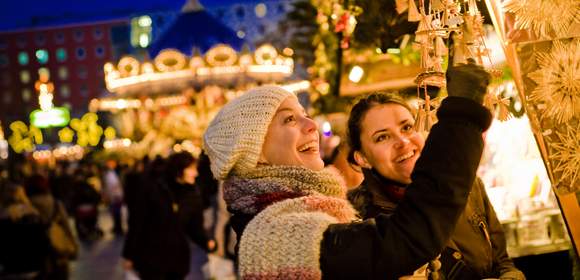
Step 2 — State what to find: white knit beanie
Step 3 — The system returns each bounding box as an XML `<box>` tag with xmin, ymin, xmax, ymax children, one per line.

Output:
<box><xmin>203</xmin><ymin>85</ymin><xmax>295</xmax><ymax>180</ymax></box>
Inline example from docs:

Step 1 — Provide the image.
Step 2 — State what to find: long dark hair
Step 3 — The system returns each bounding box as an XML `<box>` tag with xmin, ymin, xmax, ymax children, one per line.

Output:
<box><xmin>165</xmin><ymin>152</ymin><xmax>197</xmax><ymax>182</ymax></box>
<box><xmin>346</xmin><ymin>92</ymin><xmax>412</xmax><ymax>166</ymax></box>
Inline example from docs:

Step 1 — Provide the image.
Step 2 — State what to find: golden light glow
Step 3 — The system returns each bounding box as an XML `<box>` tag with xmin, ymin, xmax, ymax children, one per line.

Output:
<box><xmin>104</xmin><ymin>126</ymin><xmax>117</xmax><ymax>140</ymax></box>
<box><xmin>155</xmin><ymin>49</ymin><xmax>187</xmax><ymax>72</ymax></box>
<box><xmin>8</xmin><ymin>121</ymin><xmax>43</xmax><ymax>153</ymax></box>
<box><xmin>118</xmin><ymin>56</ymin><xmax>140</xmax><ymax>77</ymax></box>
<box><xmin>348</xmin><ymin>65</ymin><xmax>364</xmax><ymax>83</ymax></box>
<box><xmin>254</xmin><ymin>44</ymin><xmax>278</xmax><ymax>65</ymax></box>
<box><xmin>104</xmin><ymin>44</ymin><xmax>295</xmax><ymax>94</ymax></box>
<box><xmin>58</xmin><ymin>127</ymin><xmax>74</xmax><ymax>143</ymax></box>
<box><xmin>205</xmin><ymin>44</ymin><xmax>237</xmax><ymax>66</ymax></box>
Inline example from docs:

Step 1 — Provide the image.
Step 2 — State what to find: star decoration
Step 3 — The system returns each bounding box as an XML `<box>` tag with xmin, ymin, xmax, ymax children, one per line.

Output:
<box><xmin>58</xmin><ymin>127</ymin><xmax>74</xmax><ymax>143</ymax></box>
<box><xmin>548</xmin><ymin>123</ymin><xmax>580</xmax><ymax>194</ymax></box>
<box><xmin>503</xmin><ymin>0</ymin><xmax>580</xmax><ymax>38</ymax></box>
<box><xmin>527</xmin><ymin>39</ymin><xmax>580</xmax><ymax>123</ymax></box>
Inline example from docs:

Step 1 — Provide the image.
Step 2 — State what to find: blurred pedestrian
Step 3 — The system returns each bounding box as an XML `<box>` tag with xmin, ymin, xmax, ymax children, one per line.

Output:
<box><xmin>0</xmin><ymin>180</ymin><xmax>49</xmax><ymax>279</ymax></box>
<box><xmin>25</xmin><ymin>174</ymin><xmax>78</xmax><ymax>280</ymax></box>
<box><xmin>123</xmin><ymin>152</ymin><xmax>213</xmax><ymax>280</ymax></box>
<box><xmin>102</xmin><ymin>159</ymin><xmax>124</xmax><ymax>235</ymax></box>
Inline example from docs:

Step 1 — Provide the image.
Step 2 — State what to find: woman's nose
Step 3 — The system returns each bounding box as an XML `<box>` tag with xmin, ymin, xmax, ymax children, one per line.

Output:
<box><xmin>302</xmin><ymin>117</ymin><xmax>317</xmax><ymax>133</ymax></box>
<box><xmin>394</xmin><ymin>135</ymin><xmax>410</xmax><ymax>148</ymax></box>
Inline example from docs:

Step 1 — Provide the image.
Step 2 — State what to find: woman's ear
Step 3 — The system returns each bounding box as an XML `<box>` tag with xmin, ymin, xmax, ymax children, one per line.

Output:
<box><xmin>353</xmin><ymin>151</ymin><xmax>372</xmax><ymax>169</ymax></box>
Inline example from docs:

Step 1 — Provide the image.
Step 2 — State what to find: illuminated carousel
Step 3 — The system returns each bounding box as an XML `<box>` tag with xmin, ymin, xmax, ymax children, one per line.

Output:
<box><xmin>92</xmin><ymin>43</ymin><xmax>308</xmax><ymax>159</ymax></box>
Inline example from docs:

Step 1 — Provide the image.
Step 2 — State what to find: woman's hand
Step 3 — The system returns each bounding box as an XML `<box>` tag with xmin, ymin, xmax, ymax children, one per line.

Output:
<box><xmin>446</xmin><ymin>59</ymin><xmax>491</xmax><ymax>104</ymax></box>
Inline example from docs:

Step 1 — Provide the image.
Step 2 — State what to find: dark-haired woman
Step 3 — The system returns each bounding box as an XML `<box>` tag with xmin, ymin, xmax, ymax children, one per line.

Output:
<box><xmin>346</xmin><ymin>65</ymin><xmax>524</xmax><ymax>279</ymax></box>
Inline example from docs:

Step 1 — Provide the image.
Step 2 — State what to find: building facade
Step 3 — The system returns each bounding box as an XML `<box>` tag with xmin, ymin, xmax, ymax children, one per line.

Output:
<box><xmin>0</xmin><ymin>20</ymin><xmax>130</xmax><ymax>123</ymax></box>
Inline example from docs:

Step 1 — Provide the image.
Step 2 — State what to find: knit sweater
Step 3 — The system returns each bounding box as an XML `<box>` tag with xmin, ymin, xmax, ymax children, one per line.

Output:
<box><xmin>223</xmin><ymin>166</ymin><xmax>357</xmax><ymax>279</ymax></box>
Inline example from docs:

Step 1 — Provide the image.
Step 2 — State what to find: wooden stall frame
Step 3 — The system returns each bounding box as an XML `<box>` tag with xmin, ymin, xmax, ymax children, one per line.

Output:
<box><xmin>484</xmin><ymin>0</ymin><xmax>580</xmax><ymax>257</ymax></box>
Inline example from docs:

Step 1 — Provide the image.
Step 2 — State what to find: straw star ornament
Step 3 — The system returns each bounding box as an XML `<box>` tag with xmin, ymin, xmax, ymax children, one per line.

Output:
<box><xmin>527</xmin><ymin>39</ymin><xmax>580</xmax><ymax>124</ymax></box>
<box><xmin>548</xmin><ymin>124</ymin><xmax>580</xmax><ymax>194</ymax></box>
<box><xmin>503</xmin><ymin>0</ymin><xmax>580</xmax><ymax>38</ymax></box>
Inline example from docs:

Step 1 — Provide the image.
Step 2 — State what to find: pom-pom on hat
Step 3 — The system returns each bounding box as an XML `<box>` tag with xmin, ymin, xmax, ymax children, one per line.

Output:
<box><xmin>203</xmin><ymin>85</ymin><xmax>295</xmax><ymax>180</ymax></box>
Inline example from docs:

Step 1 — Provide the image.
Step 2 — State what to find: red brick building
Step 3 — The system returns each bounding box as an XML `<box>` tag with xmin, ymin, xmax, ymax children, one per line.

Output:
<box><xmin>0</xmin><ymin>20</ymin><xmax>129</xmax><ymax>123</ymax></box>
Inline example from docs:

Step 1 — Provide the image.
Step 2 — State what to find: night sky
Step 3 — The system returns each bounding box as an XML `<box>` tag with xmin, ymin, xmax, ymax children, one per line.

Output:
<box><xmin>0</xmin><ymin>0</ymin><xmax>262</xmax><ymax>32</ymax></box>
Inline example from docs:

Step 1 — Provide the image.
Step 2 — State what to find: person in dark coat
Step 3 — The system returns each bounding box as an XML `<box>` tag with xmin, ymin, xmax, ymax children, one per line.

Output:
<box><xmin>122</xmin><ymin>152</ymin><xmax>211</xmax><ymax>280</ymax></box>
<box><xmin>25</xmin><ymin>174</ymin><xmax>78</xmax><ymax>280</ymax></box>
<box><xmin>0</xmin><ymin>181</ymin><xmax>49</xmax><ymax>279</ymax></box>
<box><xmin>201</xmin><ymin>61</ymin><xmax>492</xmax><ymax>279</ymax></box>
<box><xmin>345</xmin><ymin>91</ymin><xmax>525</xmax><ymax>279</ymax></box>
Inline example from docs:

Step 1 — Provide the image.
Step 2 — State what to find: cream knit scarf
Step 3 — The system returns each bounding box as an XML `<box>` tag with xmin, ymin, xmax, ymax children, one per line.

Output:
<box><xmin>224</xmin><ymin>166</ymin><xmax>358</xmax><ymax>279</ymax></box>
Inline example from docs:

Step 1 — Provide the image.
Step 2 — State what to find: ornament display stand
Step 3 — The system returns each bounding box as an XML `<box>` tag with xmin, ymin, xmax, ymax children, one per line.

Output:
<box><xmin>485</xmin><ymin>0</ymin><xmax>580</xmax><ymax>256</ymax></box>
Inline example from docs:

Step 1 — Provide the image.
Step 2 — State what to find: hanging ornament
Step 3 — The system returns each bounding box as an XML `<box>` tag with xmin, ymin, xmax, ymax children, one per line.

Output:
<box><xmin>414</xmin><ymin>95</ymin><xmax>443</xmax><ymax>134</ymax></box>
<box><xmin>434</xmin><ymin>36</ymin><xmax>447</xmax><ymax>57</ymax></box>
<box><xmin>415</xmin><ymin>14</ymin><xmax>433</xmax><ymax>44</ymax></box>
<box><xmin>395</xmin><ymin>0</ymin><xmax>409</xmax><ymax>14</ymax></box>
<box><xmin>503</xmin><ymin>0</ymin><xmax>580</xmax><ymax>39</ymax></box>
<box><xmin>484</xmin><ymin>92</ymin><xmax>512</xmax><ymax>121</ymax></box>
<box><xmin>527</xmin><ymin>39</ymin><xmax>580</xmax><ymax>124</ymax></box>
<box><xmin>408</xmin><ymin>0</ymin><xmax>421</xmax><ymax>22</ymax></box>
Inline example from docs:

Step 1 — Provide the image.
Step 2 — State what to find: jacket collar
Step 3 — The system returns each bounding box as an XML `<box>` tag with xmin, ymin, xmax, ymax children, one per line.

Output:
<box><xmin>362</xmin><ymin>168</ymin><xmax>407</xmax><ymax>206</ymax></box>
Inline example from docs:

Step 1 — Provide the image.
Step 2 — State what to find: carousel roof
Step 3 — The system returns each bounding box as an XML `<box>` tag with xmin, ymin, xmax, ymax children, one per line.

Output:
<box><xmin>148</xmin><ymin>8</ymin><xmax>245</xmax><ymax>57</ymax></box>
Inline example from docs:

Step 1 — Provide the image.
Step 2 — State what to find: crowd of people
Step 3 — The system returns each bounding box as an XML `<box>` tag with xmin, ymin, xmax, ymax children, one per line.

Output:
<box><xmin>0</xmin><ymin>61</ymin><xmax>528</xmax><ymax>279</ymax></box>
<box><xmin>0</xmin><ymin>152</ymin><xmax>228</xmax><ymax>279</ymax></box>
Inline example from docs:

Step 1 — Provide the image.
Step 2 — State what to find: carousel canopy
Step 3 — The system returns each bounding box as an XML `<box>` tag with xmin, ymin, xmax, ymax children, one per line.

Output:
<box><xmin>148</xmin><ymin>8</ymin><xmax>245</xmax><ymax>57</ymax></box>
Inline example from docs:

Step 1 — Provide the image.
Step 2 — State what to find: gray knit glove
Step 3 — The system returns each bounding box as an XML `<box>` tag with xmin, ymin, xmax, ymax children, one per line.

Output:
<box><xmin>446</xmin><ymin>59</ymin><xmax>491</xmax><ymax>104</ymax></box>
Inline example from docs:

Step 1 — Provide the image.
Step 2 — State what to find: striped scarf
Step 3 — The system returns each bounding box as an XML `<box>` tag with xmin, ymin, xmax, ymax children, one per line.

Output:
<box><xmin>224</xmin><ymin>166</ymin><xmax>358</xmax><ymax>279</ymax></box>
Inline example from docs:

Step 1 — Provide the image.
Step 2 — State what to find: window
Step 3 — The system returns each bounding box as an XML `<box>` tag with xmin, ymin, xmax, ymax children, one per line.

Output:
<box><xmin>20</xmin><ymin>70</ymin><xmax>30</xmax><ymax>84</ymax></box>
<box><xmin>277</xmin><ymin>3</ymin><xmax>286</xmax><ymax>14</ymax></box>
<box><xmin>74</xmin><ymin>30</ymin><xmax>84</xmax><ymax>42</ymax></box>
<box><xmin>60</xmin><ymin>85</ymin><xmax>70</xmax><ymax>98</ymax></box>
<box><xmin>36</xmin><ymin>49</ymin><xmax>49</xmax><ymax>64</ymax></box>
<box><xmin>35</xmin><ymin>34</ymin><xmax>46</xmax><ymax>46</ymax></box>
<box><xmin>130</xmin><ymin>16</ymin><xmax>152</xmax><ymax>48</ymax></box>
<box><xmin>156</xmin><ymin>16</ymin><xmax>165</xmax><ymax>26</ymax></box>
<box><xmin>17</xmin><ymin>36</ymin><xmax>27</xmax><ymax>48</ymax></box>
<box><xmin>3</xmin><ymin>91</ymin><xmax>12</xmax><ymax>104</ymax></box>
<box><xmin>1</xmin><ymin>73</ymin><xmax>10</xmax><ymax>86</ymax></box>
<box><xmin>18</xmin><ymin>52</ymin><xmax>29</xmax><ymax>65</ymax></box>
<box><xmin>80</xmin><ymin>84</ymin><xmax>89</xmax><ymax>97</ymax></box>
<box><xmin>255</xmin><ymin>3</ymin><xmax>267</xmax><ymax>18</ymax></box>
<box><xmin>258</xmin><ymin>24</ymin><xmax>266</xmax><ymax>35</ymax></box>
<box><xmin>236</xmin><ymin>6</ymin><xmax>245</xmax><ymax>19</ymax></box>
<box><xmin>95</xmin><ymin>45</ymin><xmax>105</xmax><ymax>58</ymax></box>
<box><xmin>38</xmin><ymin>67</ymin><xmax>50</xmax><ymax>80</ymax></box>
<box><xmin>0</xmin><ymin>54</ymin><xmax>8</xmax><ymax>67</ymax></box>
<box><xmin>58</xmin><ymin>66</ymin><xmax>68</xmax><ymax>80</ymax></box>
<box><xmin>93</xmin><ymin>27</ymin><xmax>104</xmax><ymax>40</ymax></box>
<box><xmin>54</xmin><ymin>32</ymin><xmax>65</xmax><ymax>44</ymax></box>
<box><xmin>56</xmin><ymin>48</ymin><xmax>67</xmax><ymax>62</ymax></box>
<box><xmin>78</xmin><ymin>66</ymin><xmax>88</xmax><ymax>79</ymax></box>
<box><xmin>22</xmin><ymin>88</ymin><xmax>32</xmax><ymax>102</ymax></box>
<box><xmin>76</xmin><ymin>47</ymin><xmax>86</xmax><ymax>60</ymax></box>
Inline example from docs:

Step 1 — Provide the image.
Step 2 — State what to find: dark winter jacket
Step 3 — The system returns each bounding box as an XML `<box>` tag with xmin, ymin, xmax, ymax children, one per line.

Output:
<box><xmin>229</xmin><ymin>97</ymin><xmax>493</xmax><ymax>279</ymax></box>
<box><xmin>122</xmin><ymin>176</ymin><xmax>209</xmax><ymax>276</ymax></box>
<box><xmin>349</xmin><ymin>167</ymin><xmax>525</xmax><ymax>279</ymax></box>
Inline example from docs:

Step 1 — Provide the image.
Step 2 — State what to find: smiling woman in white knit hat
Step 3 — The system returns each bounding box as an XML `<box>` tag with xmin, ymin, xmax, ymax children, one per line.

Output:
<box><xmin>203</xmin><ymin>63</ymin><xmax>492</xmax><ymax>279</ymax></box>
